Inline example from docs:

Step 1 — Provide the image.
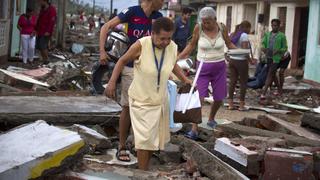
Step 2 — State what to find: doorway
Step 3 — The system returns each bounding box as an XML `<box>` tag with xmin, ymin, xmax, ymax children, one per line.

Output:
<box><xmin>291</xmin><ymin>7</ymin><xmax>309</xmax><ymax>69</ymax></box>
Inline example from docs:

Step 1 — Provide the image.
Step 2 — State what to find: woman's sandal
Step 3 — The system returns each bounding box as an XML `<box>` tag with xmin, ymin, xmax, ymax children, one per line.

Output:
<box><xmin>116</xmin><ymin>148</ymin><xmax>131</xmax><ymax>162</ymax></box>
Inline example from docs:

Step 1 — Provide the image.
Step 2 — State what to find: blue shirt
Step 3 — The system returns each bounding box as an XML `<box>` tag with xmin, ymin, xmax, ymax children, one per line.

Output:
<box><xmin>118</xmin><ymin>6</ymin><xmax>162</xmax><ymax>67</ymax></box>
<box><xmin>172</xmin><ymin>17</ymin><xmax>190</xmax><ymax>50</ymax></box>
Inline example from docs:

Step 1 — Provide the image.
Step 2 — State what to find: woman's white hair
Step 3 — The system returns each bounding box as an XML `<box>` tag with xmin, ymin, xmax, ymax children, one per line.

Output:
<box><xmin>198</xmin><ymin>7</ymin><xmax>217</xmax><ymax>23</ymax></box>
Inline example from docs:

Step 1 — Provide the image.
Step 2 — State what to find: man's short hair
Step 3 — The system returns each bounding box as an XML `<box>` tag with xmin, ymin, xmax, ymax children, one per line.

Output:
<box><xmin>182</xmin><ymin>7</ymin><xmax>192</xmax><ymax>15</ymax></box>
<box><xmin>152</xmin><ymin>17</ymin><xmax>175</xmax><ymax>34</ymax></box>
<box><xmin>271</xmin><ymin>19</ymin><xmax>281</xmax><ymax>25</ymax></box>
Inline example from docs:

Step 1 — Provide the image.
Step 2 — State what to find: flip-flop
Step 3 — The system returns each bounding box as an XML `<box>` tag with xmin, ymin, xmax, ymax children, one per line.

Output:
<box><xmin>116</xmin><ymin>148</ymin><xmax>131</xmax><ymax>162</ymax></box>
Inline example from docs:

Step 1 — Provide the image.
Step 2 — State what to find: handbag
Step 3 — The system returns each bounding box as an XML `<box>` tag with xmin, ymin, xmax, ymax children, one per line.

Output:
<box><xmin>174</xmin><ymin>84</ymin><xmax>202</xmax><ymax>124</ymax></box>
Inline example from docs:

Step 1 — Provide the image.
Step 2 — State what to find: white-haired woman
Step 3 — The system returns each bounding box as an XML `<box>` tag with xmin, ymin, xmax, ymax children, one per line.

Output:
<box><xmin>178</xmin><ymin>7</ymin><xmax>236</xmax><ymax>140</ymax></box>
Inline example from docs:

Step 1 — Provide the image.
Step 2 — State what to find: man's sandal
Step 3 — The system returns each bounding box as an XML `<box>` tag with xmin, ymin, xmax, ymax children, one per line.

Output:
<box><xmin>116</xmin><ymin>148</ymin><xmax>131</xmax><ymax>162</ymax></box>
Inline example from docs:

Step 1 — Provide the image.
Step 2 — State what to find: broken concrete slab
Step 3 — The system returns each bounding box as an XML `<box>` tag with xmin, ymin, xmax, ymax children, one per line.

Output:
<box><xmin>258</xmin><ymin>115</ymin><xmax>320</xmax><ymax>141</ymax></box>
<box><xmin>0</xmin><ymin>68</ymin><xmax>49</xmax><ymax>87</ymax></box>
<box><xmin>70</xmin><ymin>124</ymin><xmax>112</xmax><ymax>150</ymax></box>
<box><xmin>172</xmin><ymin>135</ymin><xmax>249</xmax><ymax>180</ymax></box>
<box><xmin>301</xmin><ymin>112</ymin><xmax>320</xmax><ymax>131</ymax></box>
<box><xmin>218</xmin><ymin>123</ymin><xmax>320</xmax><ymax>147</ymax></box>
<box><xmin>0</xmin><ymin>96</ymin><xmax>121</xmax><ymax>125</ymax></box>
<box><xmin>0</xmin><ymin>120</ymin><xmax>86</xmax><ymax>180</ymax></box>
<box><xmin>214</xmin><ymin>138</ymin><xmax>258</xmax><ymax>167</ymax></box>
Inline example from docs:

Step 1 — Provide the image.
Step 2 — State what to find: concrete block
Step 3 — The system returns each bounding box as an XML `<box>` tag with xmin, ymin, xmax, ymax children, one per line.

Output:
<box><xmin>263</xmin><ymin>147</ymin><xmax>314</xmax><ymax>180</ymax></box>
<box><xmin>0</xmin><ymin>120</ymin><xmax>85</xmax><ymax>179</ymax></box>
<box><xmin>214</xmin><ymin>138</ymin><xmax>258</xmax><ymax>167</ymax></box>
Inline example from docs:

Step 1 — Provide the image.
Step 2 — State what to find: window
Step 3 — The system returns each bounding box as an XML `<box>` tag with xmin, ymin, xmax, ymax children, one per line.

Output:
<box><xmin>226</xmin><ymin>6</ymin><xmax>232</xmax><ymax>33</ymax></box>
<box><xmin>278</xmin><ymin>7</ymin><xmax>287</xmax><ymax>33</ymax></box>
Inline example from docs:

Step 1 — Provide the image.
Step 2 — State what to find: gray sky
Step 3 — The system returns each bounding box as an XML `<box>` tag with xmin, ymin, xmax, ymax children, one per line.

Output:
<box><xmin>82</xmin><ymin>0</ymin><xmax>139</xmax><ymax>11</ymax></box>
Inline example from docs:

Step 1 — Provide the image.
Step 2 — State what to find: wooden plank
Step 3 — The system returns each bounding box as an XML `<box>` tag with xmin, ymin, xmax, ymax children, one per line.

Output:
<box><xmin>218</xmin><ymin>123</ymin><xmax>320</xmax><ymax>147</ymax></box>
<box><xmin>260</xmin><ymin>115</ymin><xmax>320</xmax><ymax>141</ymax></box>
<box><xmin>172</xmin><ymin>135</ymin><xmax>249</xmax><ymax>180</ymax></box>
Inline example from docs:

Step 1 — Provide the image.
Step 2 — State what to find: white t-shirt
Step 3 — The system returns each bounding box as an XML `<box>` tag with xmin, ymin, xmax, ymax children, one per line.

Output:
<box><xmin>229</xmin><ymin>33</ymin><xmax>250</xmax><ymax>60</ymax></box>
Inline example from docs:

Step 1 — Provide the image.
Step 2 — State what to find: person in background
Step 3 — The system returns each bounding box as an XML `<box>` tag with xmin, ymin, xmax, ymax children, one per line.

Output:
<box><xmin>109</xmin><ymin>9</ymin><xmax>118</xmax><ymax>21</ymax></box>
<box><xmin>227</xmin><ymin>21</ymin><xmax>256</xmax><ymax>111</ymax></box>
<box><xmin>36</xmin><ymin>0</ymin><xmax>57</xmax><ymax>63</ymax></box>
<box><xmin>17</xmin><ymin>8</ymin><xmax>37</xmax><ymax>64</ymax></box>
<box><xmin>178</xmin><ymin>7</ymin><xmax>236</xmax><ymax>140</ymax></box>
<box><xmin>88</xmin><ymin>14</ymin><xmax>95</xmax><ymax>32</ymax></box>
<box><xmin>98</xmin><ymin>13</ymin><xmax>106</xmax><ymax>29</ymax></box>
<box><xmin>229</xmin><ymin>24</ymin><xmax>240</xmax><ymax>38</ymax></box>
<box><xmin>105</xmin><ymin>17</ymin><xmax>191</xmax><ymax>170</ymax></box>
<box><xmin>172</xmin><ymin>7</ymin><xmax>192</xmax><ymax>52</ymax></box>
<box><xmin>79</xmin><ymin>11</ymin><xmax>84</xmax><ymax>25</ymax></box>
<box><xmin>260</xmin><ymin>19</ymin><xmax>287</xmax><ymax>99</ymax></box>
<box><xmin>99</xmin><ymin>0</ymin><xmax>164</xmax><ymax>162</ymax></box>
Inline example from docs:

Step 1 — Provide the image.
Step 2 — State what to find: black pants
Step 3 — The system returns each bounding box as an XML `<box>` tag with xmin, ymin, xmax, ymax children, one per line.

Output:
<box><xmin>228</xmin><ymin>59</ymin><xmax>249</xmax><ymax>101</ymax></box>
<box><xmin>91</xmin><ymin>61</ymin><xmax>115</xmax><ymax>94</ymax></box>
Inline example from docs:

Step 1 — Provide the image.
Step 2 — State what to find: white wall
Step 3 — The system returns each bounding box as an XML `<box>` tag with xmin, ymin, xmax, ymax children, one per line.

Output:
<box><xmin>216</xmin><ymin>1</ymin><xmax>261</xmax><ymax>58</ymax></box>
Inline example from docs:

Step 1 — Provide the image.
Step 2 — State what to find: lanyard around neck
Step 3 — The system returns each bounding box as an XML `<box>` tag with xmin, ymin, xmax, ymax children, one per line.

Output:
<box><xmin>152</xmin><ymin>43</ymin><xmax>166</xmax><ymax>92</ymax></box>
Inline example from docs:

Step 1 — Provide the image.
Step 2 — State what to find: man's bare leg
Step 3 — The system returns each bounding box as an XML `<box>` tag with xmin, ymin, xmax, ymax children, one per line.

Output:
<box><xmin>208</xmin><ymin>100</ymin><xmax>222</xmax><ymax>121</ymax></box>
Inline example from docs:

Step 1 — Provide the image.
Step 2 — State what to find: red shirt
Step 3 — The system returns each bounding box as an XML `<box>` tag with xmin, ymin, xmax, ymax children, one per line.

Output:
<box><xmin>36</xmin><ymin>5</ymin><xmax>57</xmax><ymax>36</ymax></box>
<box><xmin>18</xmin><ymin>15</ymin><xmax>37</xmax><ymax>35</ymax></box>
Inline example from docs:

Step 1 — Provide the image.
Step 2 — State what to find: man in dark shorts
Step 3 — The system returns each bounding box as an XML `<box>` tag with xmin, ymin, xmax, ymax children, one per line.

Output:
<box><xmin>36</xmin><ymin>0</ymin><xmax>57</xmax><ymax>63</ymax></box>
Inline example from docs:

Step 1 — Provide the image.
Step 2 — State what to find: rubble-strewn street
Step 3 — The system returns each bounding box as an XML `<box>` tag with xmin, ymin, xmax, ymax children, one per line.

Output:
<box><xmin>1</xmin><ymin>0</ymin><xmax>320</xmax><ymax>179</ymax></box>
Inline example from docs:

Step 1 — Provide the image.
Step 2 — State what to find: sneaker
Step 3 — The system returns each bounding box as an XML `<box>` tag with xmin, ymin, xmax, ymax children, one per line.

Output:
<box><xmin>184</xmin><ymin>130</ymin><xmax>198</xmax><ymax>140</ymax></box>
<box><xmin>207</xmin><ymin>120</ymin><xmax>217</xmax><ymax>129</ymax></box>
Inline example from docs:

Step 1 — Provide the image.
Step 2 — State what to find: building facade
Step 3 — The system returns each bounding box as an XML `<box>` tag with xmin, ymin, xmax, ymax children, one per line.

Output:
<box><xmin>215</xmin><ymin>0</ymin><xmax>308</xmax><ymax>69</ymax></box>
